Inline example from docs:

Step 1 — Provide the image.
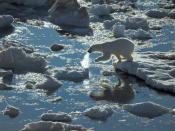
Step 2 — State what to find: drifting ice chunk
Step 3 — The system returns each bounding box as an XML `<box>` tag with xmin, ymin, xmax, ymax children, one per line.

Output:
<box><xmin>54</xmin><ymin>67</ymin><xmax>89</xmax><ymax>82</ymax></box>
<box><xmin>123</xmin><ymin>101</ymin><xmax>174</xmax><ymax>118</ymax></box>
<box><xmin>41</xmin><ymin>112</ymin><xmax>72</xmax><ymax>122</ymax></box>
<box><xmin>36</xmin><ymin>75</ymin><xmax>62</xmax><ymax>92</ymax></box>
<box><xmin>131</xmin><ymin>29</ymin><xmax>152</xmax><ymax>40</ymax></box>
<box><xmin>47</xmin><ymin>96</ymin><xmax>62</xmax><ymax>103</ymax></box>
<box><xmin>146</xmin><ymin>9</ymin><xmax>168</xmax><ymax>18</ymax></box>
<box><xmin>20</xmin><ymin>121</ymin><xmax>87</xmax><ymax>131</ymax></box>
<box><xmin>3</xmin><ymin>105</ymin><xmax>20</xmax><ymax>118</ymax></box>
<box><xmin>50</xmin><ymin>44</ymin><xmax>64</xmax><ymax>52</ymax></box>
<box><xmin>112</xmin><ymin>24</ymin><xmax>125</xmax><ymax>38</ymax></box>
<box><xmin>125</xmin><ymin>17</ymin><xmax>149</xmax><ymax>30</ymax></box>
<box><xmin>84</xmin><ymin>105</ymin><xmax>113</xmax><ymax>121</ymax></box>
<box><xmin>0</xmin><ymin>47</ymin><xmax>46</xmax><ymax>73</ymax></box>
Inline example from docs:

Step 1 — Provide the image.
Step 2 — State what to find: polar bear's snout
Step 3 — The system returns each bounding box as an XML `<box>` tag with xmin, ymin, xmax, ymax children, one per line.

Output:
<box><xmin>87</xmin><ymin>47</ymin><xmax>92</xmax><ymax>53</ymax></box>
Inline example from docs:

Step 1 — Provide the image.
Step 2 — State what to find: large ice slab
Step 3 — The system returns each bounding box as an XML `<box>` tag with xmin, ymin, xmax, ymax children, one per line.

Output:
<box><xmin>115</xmin><ymin>52</ymin><xmax>175</xmax><ymax>94</ymax></box>
<box><xmin>0</xmin><ymin>47</ymin><xmax>46</xmax><ymax>73</ymax></box>
<box><xmin>20</xmin><ymin>121</ymin><xmax>87</xmax><ymax>131</ymax></box>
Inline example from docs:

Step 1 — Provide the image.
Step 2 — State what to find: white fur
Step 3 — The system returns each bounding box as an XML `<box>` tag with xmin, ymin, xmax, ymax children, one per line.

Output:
<box><xmin>88</xmin><ymin>38</ymin><xmax>134</xmax><ymax>62</ymax></box>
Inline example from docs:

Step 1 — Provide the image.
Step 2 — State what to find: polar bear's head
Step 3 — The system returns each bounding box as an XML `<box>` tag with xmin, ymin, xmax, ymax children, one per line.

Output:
<box><xmin>88</xmin><ymin>44</ymin><xmax>104</xmax><ymax>53</ymax></box>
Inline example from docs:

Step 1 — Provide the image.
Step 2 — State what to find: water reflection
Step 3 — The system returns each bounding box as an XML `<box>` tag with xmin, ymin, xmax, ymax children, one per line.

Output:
<box><xmin>90</xmin><ymin>71</ymin><xmax>135</xmax><ymax>104</ymax></box>
<box><xmin>81</xmin><ymin>53</ymin><xmax>90</xmax><ymax>69</ymax></box>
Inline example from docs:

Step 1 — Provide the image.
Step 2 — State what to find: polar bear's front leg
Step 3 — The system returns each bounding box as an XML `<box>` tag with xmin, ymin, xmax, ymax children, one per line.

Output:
<box><xmin>95</xmin><ymin>53</ymin><xmax>110</xmax><ymax>62</ymax></box>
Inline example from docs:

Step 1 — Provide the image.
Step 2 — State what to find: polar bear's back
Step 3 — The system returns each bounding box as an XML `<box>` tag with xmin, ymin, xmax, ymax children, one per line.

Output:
<box><xmin>108</xmin><ymin>38</ymin><xmax>134</xmax><ymax>55</ymax></box>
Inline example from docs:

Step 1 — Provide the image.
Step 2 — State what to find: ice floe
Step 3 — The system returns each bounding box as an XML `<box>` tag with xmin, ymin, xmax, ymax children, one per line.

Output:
<box><xmin>130</xmin><ymin>29</ymin><xmax>152</xmax><ymax>40</ymax></box>
<box><xmin>54</xmin><ymin>67</ymin><xmax>89</xmax><ymax>82</ymax></box>
<box><xmin>3</xmin><ymin>105</ymin><xmax>20</xmax><ymax>118</ymax></box>
<box><xmin>0</xmin><ymin>47</ymin><xmax>46</xmax><ymax>73</ymax></box>
<box><xmin>125</xmin><ymin>17</ymin><xmax>149</xmax><ymax>30</ymax></box>
<box><xmin>50</xmin><ymin>44</ymin><xmax>64</xmax><ymax>52</ymax></box>
<box><xmin>90</xmin><ymin>4</ymin><xmax>113</xmax><ymax>16</ymax></box>
<box><xmin>49</xmin><ymin>0</ymin><xmax>90</xmax><ymax>35</ymax></box>
<box><xmin>41</xmin><ymin>112</ymin><xmax>72</xmax><ymax>122</ymax></box>
<box><xmin>47</xmin><ymin>96</ymin><xmax>62</xmax><ymax>103</ymax></box>
<box><xmin>84</xmin><ymin>105</ymin><xmax>113</xmax><ymax>121</ymax></box>
<box><xmin>115</xmin><ymin>52</ymin><xmax>175</xmax><ymax>94</ymax></box>
<box><xmin>123</xmin><ymin>101</ymin><xmax>175</xmax><ymax>118</ymax></box>
<box><xmin>20</xmin><ymin>121</ymin><xmax>87</xmax><ymax>131</ymax></box>
<box><xmin>112</xmin><ymin>24</ymin><xmax>125</xmax><ymax>38</ymax></box>
<box><xmin>103</xmin><ymin>19</ymin><xmax>119</xmax><ymax>30</ymax></box>
<box><xmin>35</xmin><ymin>75</ymin><xmax>62</xmax><ymax>92</ymax></box>
<box><xmin>1</xmin><ymin>40</ymin><xmax>34</xmax><ymax>54</ymax></box>
<box><xmin>146</xmin><ymin>9</ymin><xmax>168</xmax><ymax>18</ymax></box>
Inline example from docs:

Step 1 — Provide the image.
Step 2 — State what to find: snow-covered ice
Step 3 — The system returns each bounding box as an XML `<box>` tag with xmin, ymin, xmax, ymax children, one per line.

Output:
<box><xmin>115</xmin><ymin>52</ymin><xmax>175</xmax><ymax>94</ymax></box>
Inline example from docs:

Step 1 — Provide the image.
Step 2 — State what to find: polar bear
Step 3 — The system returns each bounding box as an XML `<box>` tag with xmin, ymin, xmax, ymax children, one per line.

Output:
<box><xmin>88</xmin><ymin>38</ymin><xmax>134</xmax><ymax>62</ymax></box>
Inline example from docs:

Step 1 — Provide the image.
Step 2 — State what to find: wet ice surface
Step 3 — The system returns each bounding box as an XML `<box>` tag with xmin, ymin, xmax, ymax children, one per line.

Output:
<box><xmin>0</xmin><ymin>11</ymin><xmax>175</xmax><ymax>131</ymax></box>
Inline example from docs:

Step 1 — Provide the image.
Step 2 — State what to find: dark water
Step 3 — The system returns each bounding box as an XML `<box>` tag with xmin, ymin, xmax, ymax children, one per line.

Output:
<box><xmin>0</xmin><ymin>19</ymin><xmax>175</xmax><ymax>131</ymax></box>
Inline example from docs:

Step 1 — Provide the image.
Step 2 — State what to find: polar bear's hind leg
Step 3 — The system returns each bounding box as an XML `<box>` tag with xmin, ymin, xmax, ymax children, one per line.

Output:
<box><xmin>95</xmin><ymin>53</ymin><xmax>111</xmax><ymax>62</ymax></box>
<box><xmin>116</xmin><ymin>54</ymin><xmax>121</xmax><ymax>62</ymax></box>
<box><xmin>123</xmin><ymin>54</ymin><xmax>133</xmax><ymax>62</ymax></box>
